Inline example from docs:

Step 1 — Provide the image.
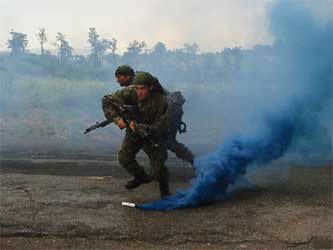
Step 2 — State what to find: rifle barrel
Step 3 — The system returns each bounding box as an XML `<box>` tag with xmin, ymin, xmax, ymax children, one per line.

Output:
<box><xmin>84</xmin><ymin>120</ymin><xmax>113</xmax><ymax>134</ymax></box>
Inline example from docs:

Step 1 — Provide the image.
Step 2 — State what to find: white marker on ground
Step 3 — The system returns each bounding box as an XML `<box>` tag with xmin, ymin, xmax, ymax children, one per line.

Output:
<box><xmin>121</xmin><ymin>202</ymin><xmax>136</xmax><ymax>208</ymax></box>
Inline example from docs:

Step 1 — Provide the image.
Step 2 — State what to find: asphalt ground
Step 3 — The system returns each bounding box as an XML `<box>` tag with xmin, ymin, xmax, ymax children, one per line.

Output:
<box><xmin>0</xmin><ymin>156</ymin><xmax>332</xmax><ymax>250</ymax></box>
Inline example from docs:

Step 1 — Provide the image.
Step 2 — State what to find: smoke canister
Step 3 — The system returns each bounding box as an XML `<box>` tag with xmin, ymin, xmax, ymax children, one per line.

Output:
<box><xmin>121</xmin><ymin>202</ymin><xmax>136</xmax><ymax>208</ymax></box>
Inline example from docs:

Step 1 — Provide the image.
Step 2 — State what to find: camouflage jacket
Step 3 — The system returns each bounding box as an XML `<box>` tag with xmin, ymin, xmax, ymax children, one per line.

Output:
<box><xmin>102</xmin><ymin>86</ymin><xmax>169</xmax><ymax>138</ymax></box>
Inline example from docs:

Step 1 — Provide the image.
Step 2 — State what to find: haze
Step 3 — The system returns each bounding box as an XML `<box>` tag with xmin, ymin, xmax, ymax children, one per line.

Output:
<box><xmin>0</xmin><ymin>0</ymin><xmax>277</xmax><ymax>52</ymax></box>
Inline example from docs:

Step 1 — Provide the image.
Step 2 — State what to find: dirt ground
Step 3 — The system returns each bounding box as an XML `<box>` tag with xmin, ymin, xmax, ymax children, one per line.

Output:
<box><xmin>0</xmin><ymin>154</ymin><xmax>332</xmax><ymax>250</ymax></box>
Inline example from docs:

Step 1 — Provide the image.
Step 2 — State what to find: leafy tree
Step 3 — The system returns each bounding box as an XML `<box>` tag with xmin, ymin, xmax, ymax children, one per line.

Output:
<box><xmin>125</xmin><ymin>40</ymin><xmax>147</xmax><ymax>55</ymax></box>
<box><xmin>151</xmin><ymin>42</ymin><xmax>167</xmax><ymax>56</ymax></box>
<box><xmin>7</xmin><ymin>31</ymin><xmax>28</xmax><ymax>56</ymax></box>
<box><xmin>88</xmin><ymin>28</ymin><xmax>117</xmax><ymax>67</ymax></box>
<box><xmin>122</xmin><ymin>40</ymin><xmax>147</xmax><ymax>65</ymax></box>
<box><xmin>109</xmin><ymin>38</ymin><xmax>117</xmax><ymax>55</ymax></box>
<box><xmin>36</xmin><ymin>28</ymin><xmax>47</xmax><ymax>56</ymax></box>
<box><xmin>183</xmin><ymin>43</ymin><xmax>200</xmax><ymax>54</ymax></box>
<box><xmin>87</xmin><ymin>27</ymin><xmax>100</xmax><ymax>66</ymax></box>
<box><xmin>56</xmin><ymin>33</ymin><xmax>73</xmax><ymax>63</ymax></box>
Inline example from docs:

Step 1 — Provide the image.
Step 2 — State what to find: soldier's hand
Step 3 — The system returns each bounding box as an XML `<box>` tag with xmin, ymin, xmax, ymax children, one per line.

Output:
<box><xmin>129</xmin><ymin>121</ymin><xmax>136</xmax><ymax>132</ymax></box>
<box><xmin>135</xmin><ymin>123</ymin><xmax>150</xmax><ymax>136</ymax></box>
<box><xmin>104</xmin><ymin>111</ymin><xmax>117</xmax><ymax>120</ymax></box>
<box><xmin>117</xmin><ymin>118</ymin><xmax>127</xmax><ymax>129</ymax></box>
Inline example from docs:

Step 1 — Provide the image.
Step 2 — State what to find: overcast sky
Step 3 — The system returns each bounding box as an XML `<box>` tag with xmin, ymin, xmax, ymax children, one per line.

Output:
<box><xmin>0</xmin><ymin>0</ymin><xmax>331</xmax><ymax>53</ymax></box>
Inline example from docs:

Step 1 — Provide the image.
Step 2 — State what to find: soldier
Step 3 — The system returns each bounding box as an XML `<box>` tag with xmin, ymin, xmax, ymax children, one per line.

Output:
<box><xmin>102</xmin><ymin>72</ymin><xmax>170</xmax><ymax>198</ymax></box>
<box><xmin>166</xmin><ymin>91</ymin><xmax>194</xmax><ymax>164</ymax></box>
<box><xmin>114</xmin><ymin>64</ymin><xmax>135</xmax><ymax>87</ymax></box>
<box><xmin>114</xmin><ymin>65</ymin><xmax>195</xmax><ymax>165</ymax></box>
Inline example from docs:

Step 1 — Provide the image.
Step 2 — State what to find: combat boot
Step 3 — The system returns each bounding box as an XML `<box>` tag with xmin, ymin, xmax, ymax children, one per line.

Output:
<box><xmin>159</xmin><ymin>180</ymin><xmax>171</xmax><ymax>199</ymax></box>
<box><xmin>125</xmin><ymin>173</ymin><xmax>152</xmax><ymax>190</ymax></box>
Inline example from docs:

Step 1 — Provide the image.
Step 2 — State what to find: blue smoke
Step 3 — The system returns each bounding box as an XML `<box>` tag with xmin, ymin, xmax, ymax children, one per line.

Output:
<box><xmin>138</xmin><ymin>113</ymin><xmax>296</xmax><ymax>211</ymax></box>
<box><xmin>138</xmin><ymin>1</ymin><xmax>332</xmax><ymax>211</ymax></box>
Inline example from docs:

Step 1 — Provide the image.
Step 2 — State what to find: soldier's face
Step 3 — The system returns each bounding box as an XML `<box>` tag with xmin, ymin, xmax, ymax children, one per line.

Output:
<box><xmin>116</xmin><ymin>75</ymin><xmax>131</xmax><ymax>87</ymax></box>
<box><xmin>135</xmin><ymin>85</ymin><xmax>152</xmax><ymax>101</ymax></box>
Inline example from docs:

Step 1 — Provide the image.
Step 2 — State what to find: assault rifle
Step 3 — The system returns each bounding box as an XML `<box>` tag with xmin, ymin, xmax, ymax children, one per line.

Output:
<box><xmin>84</xmin><ymin>104</ymin><xmax>158</xmax><ymax>148</ymax></box>
<box><xmin>83</xmin><ymin>120</ymin><xmax>112</xmax><ymax>134</ymax></box>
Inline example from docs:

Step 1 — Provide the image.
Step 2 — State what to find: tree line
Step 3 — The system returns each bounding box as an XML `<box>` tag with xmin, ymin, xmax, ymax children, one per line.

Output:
<box><xmin>1</xmin><ymin>27</ymin><xmax>273</xmax><ymax>84</ymax></box>
<box><xmin>4</xmin><ymin>28</ymin><xmax>200</xmax><ymax>63</ymax></box>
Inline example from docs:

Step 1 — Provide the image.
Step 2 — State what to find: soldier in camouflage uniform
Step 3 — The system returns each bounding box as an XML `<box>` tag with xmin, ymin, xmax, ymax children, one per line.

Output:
<box><xmin>114</xmin><ymin>65</ymin><xmax>195</xmax><ymax>165</ymax></box>
<box><xmin>102</xmin><ymin>71</ymin><xmax>170</xmax><ymax>198</ymax></box>
<box><xmin>165</xmin><ymin>91</ymin><xmax>194</xmax><ymax>164</ymax></box>
<box><xmin>114</xmin><ymin>64</ymin><xmax>135</xmax><ymax>87</ymax></box>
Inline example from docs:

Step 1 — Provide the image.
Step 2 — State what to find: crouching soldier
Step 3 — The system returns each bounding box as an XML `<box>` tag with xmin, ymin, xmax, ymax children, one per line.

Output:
<box><xmin>102</xmin><ymin>72</ymin><xmax>171</xmax><ymax>198</ymax></box>
<box><xmin>114</xmin><ymin>65</ymin><xmax>195</xmax><ymax>165</ymax></box>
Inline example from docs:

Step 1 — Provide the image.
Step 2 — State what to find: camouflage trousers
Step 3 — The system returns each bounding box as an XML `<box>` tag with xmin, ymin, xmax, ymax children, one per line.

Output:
<box><xmin>118</xmin><ymin>130</ymin><xmax>169</xmax><ymax>182</ymax></box>
<box><xmin>167</xmin><ymin>119</ymin><xmax>194</xmax><ymax>164</ymax></box>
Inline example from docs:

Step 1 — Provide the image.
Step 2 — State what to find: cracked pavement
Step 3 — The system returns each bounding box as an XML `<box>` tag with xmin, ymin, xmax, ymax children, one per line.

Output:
<box><xmin>0</xmin><ymin>155</ymin><xmax>332</xmax><ymax>250</ymax></box>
